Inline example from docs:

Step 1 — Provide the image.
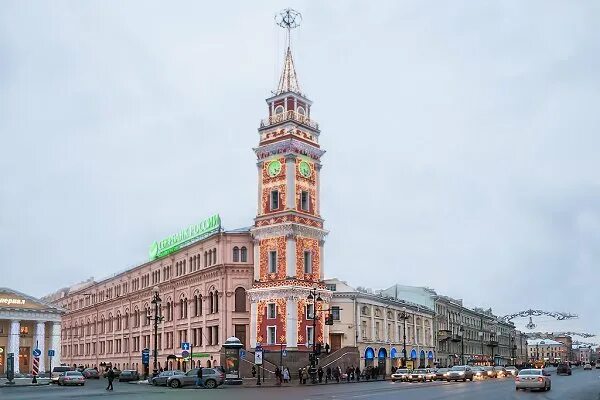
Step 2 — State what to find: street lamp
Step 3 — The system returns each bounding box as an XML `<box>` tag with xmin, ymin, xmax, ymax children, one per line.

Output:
<box><xmin>148</xmin><ymin>287</ymin><xmax>164</xmax><ymax>377</ymax></box>
<box><xmin>459</xmin><ymin>326</ymin><xmax>465</xmax><ymax>365</ymax></box>
<box><xmin>398</xmin><ymin>308</ymin><xmax>410</xmax><ymax>368</ymax></box>
<box><xmin>307</xmin><ymin>288</ymin><xmax>323</xmax><ymax>384</ymax></box>
<box><xmin>478</xmin><ymin>331</ymin><xmax>484</xmax><ymax>365</ymax></box>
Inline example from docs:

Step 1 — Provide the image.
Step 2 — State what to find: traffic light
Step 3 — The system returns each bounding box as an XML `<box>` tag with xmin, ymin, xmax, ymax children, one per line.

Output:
<box><xmin>325</xmin><ymin>314</ymin><xmax>334</xmax><ymax>326</ymax></box>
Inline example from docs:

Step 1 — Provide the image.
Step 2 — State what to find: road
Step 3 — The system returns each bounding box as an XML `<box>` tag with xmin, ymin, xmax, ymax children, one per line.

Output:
<box><xmin>2</xmin><ymin>369</ymin><xmax>599</xmax><ymax>400</ymax></box>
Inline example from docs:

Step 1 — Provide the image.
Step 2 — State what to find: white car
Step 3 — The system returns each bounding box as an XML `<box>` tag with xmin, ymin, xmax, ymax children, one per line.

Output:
<box><xmin>515</xmin><ymin>369</ymin><xmax>551</xmax><ymax>392</ymax></box>
<box><xmin>583</xmin><ymin>363</ymin><xmax>592</xmax><ymax>370</ymax></box>
<box><xmin>391</xmin><ymin>368</ymin><xmax>410</xmax><ymax>382</ymax></box>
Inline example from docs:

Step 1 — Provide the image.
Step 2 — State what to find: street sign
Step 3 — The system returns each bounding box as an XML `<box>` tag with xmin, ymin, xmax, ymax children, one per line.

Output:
<box><xmin>255</xmin><ymin>350</ymin><xmax>263</xmax><ymax>365</ymax></box>
<box><xmin>0</xmin><ymin>347</ymin><xmax>3</xmax><ymax>354</ymax></box>
<box><xmin>282</xmin><ymin>350</ymin><xmax>287</xmax><ymax>357</ymax></box>
<box><xmin>181</xmin><ymin>342</ymin><xmax>190</xmax><ymax>351</ymax></box>
<box><xmin>240</xmin><ymin>349</ymin><xmax>246</xmax><ymax>359</ymax></box>
<box><xmin>48</xmin><ymin>349</ymin><xmax>55</xmax><ymax>357</ymax></box>
<box><xmin>181</xmin><ymin>350</ymin><xmax>190</xmax><ymax>358</ymax></box>
<box><xmin>32</xmin><ymin>348</ymin><xmax>41</xmax><ymax>357</ymax></box>
<box><xmin>142</xmin><ymin>348</ymin><xmax>150</xmax><ymax>365</ymax></box>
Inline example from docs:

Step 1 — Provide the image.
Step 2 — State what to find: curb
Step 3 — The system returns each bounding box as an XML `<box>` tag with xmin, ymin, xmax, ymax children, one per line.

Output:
<box><xmin>236</xmin><ymin>378</ymin><xmax>388</xmax><ymax>388</ymax></box>
<box><xmin>1</xmin><ymin>383</ymin><xmax>51</xmax><ymax>389</ymax></box>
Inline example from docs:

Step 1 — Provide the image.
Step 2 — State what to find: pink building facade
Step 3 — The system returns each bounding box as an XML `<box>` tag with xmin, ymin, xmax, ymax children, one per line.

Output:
<box><xmin>45</xmin><ymin>227</ymin><xmax>253</xmax><ymax>372</ymax></box>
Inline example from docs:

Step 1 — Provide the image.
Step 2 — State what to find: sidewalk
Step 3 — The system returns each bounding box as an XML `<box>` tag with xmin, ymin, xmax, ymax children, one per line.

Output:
<box><xmin>0</xmin><ymin>378</ymin><xmax>51</xmax><ymax>388</ymax></box>
<box><xmin>239</xmin><ymin>377</ymin><xmax>387</xmax><ymax>388</ymax></box>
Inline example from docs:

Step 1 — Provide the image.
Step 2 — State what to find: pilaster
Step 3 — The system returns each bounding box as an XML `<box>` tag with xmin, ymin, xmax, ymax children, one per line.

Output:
<box><xmin>8</xmin><ymin>320</ymin><xmax>21</xmax><ymax>374</ymax></box>
<box><xmin>286</xmin><ymin>235</ymin><xmax>296</xmax><ymax>277</ymax></box>
<box><xmin>250</xmin><ymin>302</ymin><xmax>258</xmax><ymax>348</ymax></box>
<box><xmin>34</xmin><ymin>321</ymin><xmax>46</xmax><ymax>372</ymax></box>
<box><xmin>285</xmin><ymin>298</ymin><xmax>298</xmax><ymax>349</ymax></box>
<box><xmin>285</xmin><ymin>155</ymin><xmax>295</xmax><ymax>209</ymax></box>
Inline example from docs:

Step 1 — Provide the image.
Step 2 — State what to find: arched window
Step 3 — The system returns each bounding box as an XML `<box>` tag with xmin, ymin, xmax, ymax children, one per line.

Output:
<box><xmin>180</xmin><ymin>299</ymin><xmax>184</xmax><ymax>319</ymax></box>
<box><xmin>184</xmin><ymin>298</ymin><xmax>188</xmax><ymax>318</ymax></box>
<box><xmin>204</xmin><ymin>251</ymin><xmax>208</xmax><ymax>267</ymax></box>
<box><xmin>124</xmin><ymin>312</ymin><xmax>129</xmax><ymax>329</ymax></box>
<box><xmin>275</xmin><ymin>105</ymin><xmax>284</xmax><ymax>114</ymax></box>
<box><xmin>116</xmin><ymin>313</ymin><xmax>122</xmax><ymax>330</ymax></box>
<box><xmin>213</xmin><ymin>248</ymin><xmax>217</xmax><ymax>265</ymax></box>
<box><xmin>233</xmin><ymin>247</ymin><xmax>240</xmax><ymax>262</ymax></box>
<box><xmin>193</xmin><ymin>295</ymin><xmax>198</xmax><ymax>316</ymax></box>
<box><xmin>240</xmin><ymin>247</ymin><xmax>248</xmax><ymax>262</ymax></box>
<box><xmin>209</xmin><ymin>292</ymin><xmax>214</xmax><ymax>314</ymax></box>
<box><xmin>198</xmin><ymin>295</ymin><xmax>203</xmax><ymax>316</ymax></box>
<box><xmin>213</xmin><ymin>290</ymin><xmax>219</xmax><ymax>313</ymax></box>
<box><xmin>297</xmin><ymin>106</ymin><xmax>306</xmax><ymax>116</ymax></box>
<box><xmin>234</xmin><ymin>287</ymin><xmax>246</xmax><ymax>312</ymax></box>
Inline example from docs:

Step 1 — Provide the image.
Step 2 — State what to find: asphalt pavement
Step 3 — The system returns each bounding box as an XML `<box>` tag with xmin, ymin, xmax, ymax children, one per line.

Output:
<box><xmin>2</xmin><ymin>368</ymin><xmax>599</xmax><ymax>400</ymax></box>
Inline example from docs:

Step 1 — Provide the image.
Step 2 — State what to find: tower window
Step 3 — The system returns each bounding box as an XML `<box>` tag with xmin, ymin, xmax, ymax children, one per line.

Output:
<box><xmin>301</xmin><ymin>191</ymin><xmax>309</xmax><ymax>211</ymax></box>
<box><xmin>270</xmin><ymin>190</ymin><xmax>279</xmax><ymax>210</ymax></box>
<box><xmin>269</xmin><ymin>251</ymin><xmax>277</xmax><ymax>273</ymax></box>
<box><xmin>297</xmin><ymin>106</ymin><xmax>306</xmax><ymax>116</ymax></box>
<box><xmin>267</xmin><ymin>326</ymin><xmax>276</xmax><ymax>344</ymax></box>
<box><xmin>274</xmin><ymin>105</ymin><xmax>284</xmax><ymax>115</ymax></box>
<box><xmin>303</xmin><ymin>250</ymin><xmax>312</xmax><ymax>274</ymax></box>
<box><xmin>267</xmin><ymin>303</ymin><xmax>276</xmax><ymax>319</ymax></box>
<box><xmin>306</xmin><ymin>303</ymin><xmax>314</xmax><ymax>320</ymax></box>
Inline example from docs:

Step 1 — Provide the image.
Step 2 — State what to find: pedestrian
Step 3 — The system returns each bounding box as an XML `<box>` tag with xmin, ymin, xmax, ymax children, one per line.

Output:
<box><xmin>333</xmin><ymin>366</ymin><xmax>340</xmax><ymax>383</ymax></box>
<box><xmin>105</xmin><ymin>367</ymin><xmax>115</xmax><ymax>391</ymax></box>
<box><xmin>326</xmin><ymin>366</ymin><xmax>332</xmax><ymax>383</ymax></box>
<box><xmin>283</xmin><ymin>367</ymin><xmax>290</xmax><ymax>383</ymax></box>
<box><xmin>317</xmin><ymin>366</ymin><xmax>323</xmax><ymax>383</ymax></box>
<box><xmin>196</xmin><ymin>366</ymin><xmax>204</xmax><ymax>388</ymax></box>
<box><xmin>303</xmin><ymin>368</ymin><xmax>308</xmax><ymax>384</ymax></box>
<box><xmin>325</xmin><ymin>343</ymin><xmax>330</xmax><ymax>354</ymax></box>
<box><xmin>298</xmin><ymin>367</ymin><xmax>303</xmax><ymax>384</ymax></box>
<box><xmin>275</xmin><ymin>367</ymin><xmax>281</xmax><ymax>385</ymax></box>
<box><xmin>351</xmin><ymin>365</ymin><xmax>355</xmax><ymax>381</ymax></box>
<box><xmin>252</xmin><ymin>365</ymin><xmax>256</xmax><ymax>378</ymax></box>
<box><xmin>355</xmin><ymin>366</ymin><xmax>361</xmax><ymax>382</ymax></box>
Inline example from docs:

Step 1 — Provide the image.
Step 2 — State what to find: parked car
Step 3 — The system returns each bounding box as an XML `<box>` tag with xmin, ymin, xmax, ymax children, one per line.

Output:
<box><xmin>482</xmin><ymin>366</ymin><xmax>497</xmax><ymax>378</ymax></box>
<box><xmin>557</xmin><ymin>363</ymin><xmax>572</xmax><ymax>375</ymax></box>
<box><xmin>446</xmin><ymin>365</ymin><xmax>474</xmax><ymax>382</ymax></box>
<box><xmin>515</xmin><ymin>369</ymin><xmax>551</xmax><ymax>392</ymax></box>
<box><xmin>583</xmin><ymin>363</ymin><xmax>592</xmax><ymax>370</ymax></box>
<box><xmin>471</xmin><ymin>366</ymin><xmax>486</xmax><ymax>380</ymax></box>
<box><xmin>58</xmin><ymin>371</ymin><xmax>85</xmax><ymax>386</ymax></box>
<box><xmin>494</xmin><ymin>366</ymin><xmax>508</xmax><ymax>378</ymax></box>
<box><xmin>391</xmin><ymin>368</ymin><xmax>410</xmax><ymax>382</ymax></box>
<box><xmin>505</xmin><ymin>366</ymin><xmax>518</xmax><ymax>376</ymax></box>
<box><xmin>151</xmin><ymin>370</ymin><xmax>185</xmax><ymax>386</ymax></box>
<box><xmin>51</xmin><ymin>366</ymin><xmax>74</xmax><ymax>383</ymax></box>
<box><xmin>407</xmin><ymin>369</ymin><xmax>433</xmax><ymax>382</ymax></box>
<box><xmin>82</xmin><ymin>368</ymin><xmax>100</xmax><ymax>379</ymax></box>
<box><xmin>118</xmin><ymin>370</ymin><xmax>140</xmax><ymax>382</ymax></box>
<box><xmin>167</xmin><ymin>368</ymin><xmax>225</xmax><ymax>389</ymax></box>
<box><xmin>433</xmin><ymin>368</ymin><xmax>449</xmax><ymax>381</ymax></box>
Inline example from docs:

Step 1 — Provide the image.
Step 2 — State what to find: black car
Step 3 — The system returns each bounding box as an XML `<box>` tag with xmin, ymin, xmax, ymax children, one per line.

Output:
<box><xmin>557</xmin><ymin>363</ymin><xmax>572</xmax><ymax>375</ymax></box>
<box><xmin>118</xmin><ymin>370</ymin><xmax>140</xmax><ymax>382</ymax></box>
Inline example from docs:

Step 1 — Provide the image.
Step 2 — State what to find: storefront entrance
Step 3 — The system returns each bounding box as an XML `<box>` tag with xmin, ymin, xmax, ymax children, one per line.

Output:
<box><xmin>329</xmin><ymin>334</ymin><xmax>342</xmax><ymax>352</ymax></box>
<box><xmin>0</xmin><ymin>347</ymin><xmax>5</xmax><ymax>374</ymax></box>
<box><xmin>19</xmin><ymin>347</ymin><xmax>30</xmax><ymax>373</ymax></box>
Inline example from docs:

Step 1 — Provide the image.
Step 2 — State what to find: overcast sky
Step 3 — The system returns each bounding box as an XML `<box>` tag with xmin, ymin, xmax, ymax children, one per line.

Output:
<box><xmin>1</xmin><ymin>1</ymin><xmax>599</xmax><ymax>341</ymax></box>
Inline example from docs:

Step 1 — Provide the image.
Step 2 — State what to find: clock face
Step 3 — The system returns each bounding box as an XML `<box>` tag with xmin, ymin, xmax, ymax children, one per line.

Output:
<box><xmin>268</xmin><ymin>160</ymin><xmax>282</xmax><ymax>177</ymax></box>
<box><xmin>298</xmin><ymin>160</ymin><xmax>312</xmax><ymax>178</ymax></box>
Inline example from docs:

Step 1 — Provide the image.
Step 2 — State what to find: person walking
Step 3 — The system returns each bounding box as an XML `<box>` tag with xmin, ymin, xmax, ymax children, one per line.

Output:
<box><xmin>325</xmin><ymin>343</ymin><xmax>330</xmax><ymax>354</ymax></box>
<box><xmin>298</xmin><ymin>367</ymin><xmax>303</xmax><ymax>384</ymax></box>
<box><xmin>105</xmin><ymin>367</ymin><xmax>115</xmax><ymax>391</ymax></box>
<box><xmin>196</xmin><ymin>366</ymin><xmax>204</xmax><ymax>388</ymax></box>
<box><xmin>355</xmin><ymin>366</ymin><xmax>361</xmax><ymax>382</ymax></box>
<box><xmin>275</xmin><ymin>367</ymin><xmax>281</xmax><ymax>386</ymax></box>
<box><xmin>251</xmin><ymin>365</ymin><xmax>256</xmax><ymax>378</ymax></box>
<box><xmin>326</xmin><ymin>366</ymin><xmax>332</xmax><ymax>383</ymax></box>
<box><xmin>317</xmin><ymin>366</ymin><xmax>324</xmax><ymax>383</ymax></box>
<box><xmin>333</xmin><ymin>366</ymin><xmax>340</xmax><ymax>383</ymax></box>
<box><xmin>283</xmin><ymin>367</ymin><xmax>290</xmax><ymax>383</ymax></box>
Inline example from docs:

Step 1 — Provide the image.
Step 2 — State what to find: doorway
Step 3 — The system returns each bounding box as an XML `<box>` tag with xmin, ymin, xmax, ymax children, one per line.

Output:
<box><xmin>329</xmin><ymin>334</ymin><xmax>342</xmax><ymax>352</ymax></box>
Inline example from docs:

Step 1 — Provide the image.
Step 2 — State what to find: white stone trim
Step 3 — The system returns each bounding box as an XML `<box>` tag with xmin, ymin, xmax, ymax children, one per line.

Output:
<box><xmin>286</xmin><ymin>298</ymin><xmax>298</xmax><ymax>348</ymax></box>
<box><xmin>34</xmin><ymin>321</ymin><xmax>46</xmax><ymax>372</ymax></box>
<box><xmin>252</xmin><ymin>223</ymin><xmax>328</xmax><ymax>241</ymax></box>
<box><xmin>247</xmin><ymin>286</ymin><xmax>332</xmax><ymax>303</ymax></box>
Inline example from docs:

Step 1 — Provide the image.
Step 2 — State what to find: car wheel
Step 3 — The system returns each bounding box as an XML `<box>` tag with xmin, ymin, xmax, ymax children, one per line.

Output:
<box><xmin>170</xmin><ymin>380</ymin><xmax>181</xmax><ymax>388</ymax></box>
<box><xmin>392</xmin><ymin>379</ymin><xmax>396</xmax><ymax>383</ymax></box>
<box><xmin>152</xmin><ymin>380</ymin><xmax>158</xmax><ymax>386</ymax></box>
<box><xmin>463</xmin><ymin>378</ymin><xmax>466</xmax><ymax>382</ymax></box>
<box><xmin>205</xmin><ymin>379</ymin><xmax>217</xmax><ymax>389</ymax></box>
<box><xmin>446</xmin><ymin>379</ymin><xmax>450</xmax><ymax>382</ymax></box>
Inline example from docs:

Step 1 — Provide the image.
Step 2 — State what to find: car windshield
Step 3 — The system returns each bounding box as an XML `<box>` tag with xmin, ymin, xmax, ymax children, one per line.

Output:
<box><xmin>414</xmin><ymin>369</ymin><xmax>427</xmax><ymax>373</ymax></box>
<box><xmin>437</xmin><ymin>368</ymin><xmax>448</xmax><ymax>372</ymax></box>
<box><xmin>395</xmin><ymin>369</ymin><xmax>409</xmax><ymax>373</ymax></box>
<box><xmin>66</xmin><ymin>371</ymin><xmax>82</xmax><ymax>376</ymax></box>
<box><xmin>121</xmin><ymin>371</ymin><xmax>132</xmax><ymax>375</ymax></box>
<box><xmin>518</xmin><ymin>369</ymin><xmax>541</xmax><ymax>376</ymax></box>
<box><xmin>483</xmin><ymin>366</ymin><xmax>493</xmax><ymax>370</ymax></box>
<box><xmin>494</xmin><ymin>366</ymin><xmax>504</xmax><ymax>369</ymax></box>
<box><xmin>472</xmin><ymin>367</ymin><xmax>484</xmax><ymax>371</ymax></box>
<box><xmin>450</xmin><ymin>366</ymin><xmax>465</xmax><ymax>371</ymax></box>
<box><xmin>186</xmin><ymin>369</ymin><xmax>198</xmax><ymax>376</ymax></box>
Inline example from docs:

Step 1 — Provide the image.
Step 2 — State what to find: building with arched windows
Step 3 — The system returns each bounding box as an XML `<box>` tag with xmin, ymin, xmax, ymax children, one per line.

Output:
<box><xmin>42</xmin><ymin>223</ymin><xmax>253</xmax><ymax>373</ymax></box>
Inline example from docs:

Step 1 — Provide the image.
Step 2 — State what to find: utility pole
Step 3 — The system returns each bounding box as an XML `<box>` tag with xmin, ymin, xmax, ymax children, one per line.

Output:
<box><xmin>399</xmin><ymin>308</ymin><xmax>409</xmax><ymax>368</ymax></box>
<box><xmin>149</xmin><ymin>287</ymin><xmax>163</xmax><ymax>377</ymax></box>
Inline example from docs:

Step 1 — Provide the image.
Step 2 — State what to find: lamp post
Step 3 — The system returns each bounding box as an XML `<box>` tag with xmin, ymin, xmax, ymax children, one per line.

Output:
<box><xmin>399</xmin><ymin>308</ymin><xmax>409</xmax><ymax>368</ymax></box>
<box><xmin>148</xmin><ymin>287</ymin><xmax>163</xmax><ymax>377</ymax></box>
<box><xmin>307</xmin><ymin>288</ymin><xmax>323</xmax><ymax>384</ymax></box>
<box><xmin>478</xmin><ymin>331</ymin><xmax>484</xmax><ymax>365</ymax></box>
<box><xmin>459</xmin><ymin>326</ymin><xmax>465</xmax><ymax>365</ymax></box>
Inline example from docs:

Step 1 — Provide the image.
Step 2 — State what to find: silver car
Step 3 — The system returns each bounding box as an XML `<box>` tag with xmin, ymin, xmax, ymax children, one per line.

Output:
<box><xmin>151</xmin><ymin>370</ymin><xmax>184</xmax><ymax>386</ymax></box>
<box><xmin>391</xmin><ymin>368</ymin><xmax>410</xmax><ymax>382</ymax></box>
<box><xmin>515</xmin><ymin>369</ymin><xmax>551</xmax><ymax>392</ymax></box>
<box><xmin>57</xmin><ymin>371</ymin><xmax>85</xmax><ymax>386</ymax></box>
<box><xmin>166</xmin><ymin>368</ymin><xmax>225</xmax><ymax>389</ymax></box>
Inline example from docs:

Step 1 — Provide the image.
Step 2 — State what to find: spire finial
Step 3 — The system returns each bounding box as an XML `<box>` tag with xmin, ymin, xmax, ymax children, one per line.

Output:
<box><xmin>275</xmin><ymin>8</ymin><xmax>302</xmax><ymax>95</ymax></box>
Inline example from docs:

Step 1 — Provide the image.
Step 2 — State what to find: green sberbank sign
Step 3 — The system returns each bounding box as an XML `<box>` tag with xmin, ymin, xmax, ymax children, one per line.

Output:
<box><xmin>149</xmin><ymin>214</ymin><xmax>221</xmax><ymax>260</ymax></box>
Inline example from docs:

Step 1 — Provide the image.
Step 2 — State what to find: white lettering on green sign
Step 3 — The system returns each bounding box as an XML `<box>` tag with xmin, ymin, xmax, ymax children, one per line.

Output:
<box><xmin>149</xmin><ymin>214</ymin><xmax>221</xmax><ymax>260</ymax></box>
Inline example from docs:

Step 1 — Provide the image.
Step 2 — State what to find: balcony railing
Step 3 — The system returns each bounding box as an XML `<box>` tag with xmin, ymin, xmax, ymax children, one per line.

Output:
<box><xmin>260</xmin><ymin>110</ymin><xmax>319</xmax><ymax>130</ymax></box>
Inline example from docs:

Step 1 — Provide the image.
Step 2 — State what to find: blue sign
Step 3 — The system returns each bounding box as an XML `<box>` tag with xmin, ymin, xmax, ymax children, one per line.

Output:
<box><xmin>181</xmin><ymin>342</ymin><xmax>190</xmax><ymax>351</ymax></box>
<box><xmin>32</xmin><ymin>348</ymin><xmax>41</xmax><ymax>357</ymax></box>
<box><xmin>240</xmin><ymin>349</ymin><xmax>246</xmax><ymax>359</ymax></box>
<box><xmin>48</xmin><ymin>350</ymin><xmax>55</xmax><ymax>357</ymax></box>
<box><xmin>282</xmin><ymin>350</ymin><xmax>288</xmax><ymax>357</ymax></box>
<box><xmin>142</xmin><ymin>349</ymin><xmax>150</xmax><ymax>364</ymax></box>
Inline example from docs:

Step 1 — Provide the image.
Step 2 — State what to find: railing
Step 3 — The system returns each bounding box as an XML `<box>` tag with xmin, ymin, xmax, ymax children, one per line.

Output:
<box><xmin>260</xmin><ymin>110</ymin><xmax>319</xmax><ymax>130</ymax></box>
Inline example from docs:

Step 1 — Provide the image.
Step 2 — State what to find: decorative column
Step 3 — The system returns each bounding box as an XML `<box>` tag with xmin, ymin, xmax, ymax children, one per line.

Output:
<box><xmin>319</xmin><ymin>240</ymin><xmax>325</xmax><ymax>280</ymax></box>
<box><xmin>249</xmin><ymin>302</ymin><xmax>258</xmax><ymax>348</ymax></box>
<box><xmin>253</xmin><ymin>240</ymin><xmax>260</xmax><ymax>281</ymax></box>
<box><xmin>50</xmin><ymin>322</ymin><xmax>62</xmax><ymax>369</ymax></box>
<box><xmin>286</xmin><ymin>234</ymin><xmax>296</xmax><ymax>277</ymax></box>
<box><xmin>257</xmin><ymin>162</ymin><xmax>263</xmax><ymax>215</ymax></box>
<box><xmin>285</xmin><ymin>298</ymin><xmax>298</xmax><ymax>349</ymax></box>
<box><xmin>34</xmin><ymin>321</ymin><xmax>46</xmax><ymax>373</ymax></box>
<box><xmin>285</xmin><ymin>154</ymin><xmax>295</xmax><ymax>209</ymax></box>
<box><xmin>315</xmin><ymin>164</ymin><xmax>322</xmax><ymax>215</ymax></box>
<box><xmin>8</xmin><ymin>320</ymin><xmax>21</xmax><ymax>374</ymax></box>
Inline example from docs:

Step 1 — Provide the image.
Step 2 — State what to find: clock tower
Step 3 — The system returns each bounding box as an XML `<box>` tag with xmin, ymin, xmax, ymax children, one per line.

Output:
<box><xmin>248</xmin><ymin>10</ymin><xmax>330</xmax><ymax>353</ymax></box>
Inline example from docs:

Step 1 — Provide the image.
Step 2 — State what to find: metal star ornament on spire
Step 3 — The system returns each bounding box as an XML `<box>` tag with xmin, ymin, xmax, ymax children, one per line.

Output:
<box><xmin>274</xmin><ymin>8</ymin><xmax>303</xmax><ymax>95</ymax></box>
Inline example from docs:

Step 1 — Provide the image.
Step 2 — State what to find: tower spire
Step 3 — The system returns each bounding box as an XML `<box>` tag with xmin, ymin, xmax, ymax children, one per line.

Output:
<box><xmin>275</xmin><ymin>8</ymin><xmax>302</xmax><ymax>95</ymax></box>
